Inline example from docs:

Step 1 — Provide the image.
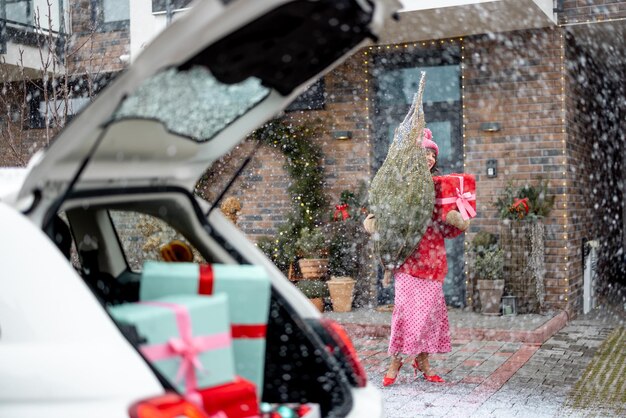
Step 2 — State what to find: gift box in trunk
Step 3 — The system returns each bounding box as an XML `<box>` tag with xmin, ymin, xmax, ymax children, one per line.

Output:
<box><xmin>140</xmin><ymin>261</ymin><xmax>271</xmax><ymax>395</ymax></box>
<box><xmin>108</xmin><ymin>294</ymin><xmax>235</xmax><ymax>405</ymax></box>
<box><xmin>199</xmin><ymin>376</ymin><xmax>259</xmax><ymax>418</ymax></box>
<box><xmin>433</xmin><ymin>173</ymin><xmax>477</xmax><ymax>222</ymax></box>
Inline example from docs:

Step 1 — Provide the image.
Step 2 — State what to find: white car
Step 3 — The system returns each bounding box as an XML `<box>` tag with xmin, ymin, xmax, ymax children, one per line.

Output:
<box><xmin>0</xmin><ymin>0</ymin><xmax>399</xmax><ymax>417</ymax></box>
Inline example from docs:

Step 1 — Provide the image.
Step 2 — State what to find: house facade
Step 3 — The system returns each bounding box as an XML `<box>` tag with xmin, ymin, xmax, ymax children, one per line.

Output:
<box><xmin>2</xmin><ymin>0</ymin><xmax>625</xmax><ymax>316</ymax></box>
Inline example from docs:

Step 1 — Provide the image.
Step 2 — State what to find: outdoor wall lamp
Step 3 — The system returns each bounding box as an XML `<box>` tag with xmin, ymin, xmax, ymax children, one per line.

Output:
<box><xmin>332</xmin><ymin>131</ymin><xmax>353</xmax><ymax>140</ymax></box>
<box><xmin>480</xmin><ymin>122</ymin><xmax>501</xmax><ymax>132</ymax></box>
<box><xmin>486</xmin><ymin>159</ymin><xmax>498</xmax><ymax>178</ymax></box>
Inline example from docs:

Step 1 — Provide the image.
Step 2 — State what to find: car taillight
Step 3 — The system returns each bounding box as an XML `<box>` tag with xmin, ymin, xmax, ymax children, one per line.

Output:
<box><xmin>320</xmin><ymin>318</ymin><xmax>367</xmax><ymax>387</ymax></box>
<box><xmin>129</xmin><ymin>393</ymin><xmax>209</xmax><ymax>418</ymax></box>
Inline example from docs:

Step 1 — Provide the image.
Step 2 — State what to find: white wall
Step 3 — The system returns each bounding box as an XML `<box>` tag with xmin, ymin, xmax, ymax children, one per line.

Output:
<box><xmin>129</xmin><ymin>1</ymin><xmax>189</xmax><ymax>63</ymax></box>
<box><xmin>32</xmin><ymin>0</ymin><xmax>68</xmax><ymax>32</ymax></box>
<box><xmin>400</xmin><ymin>0</ymin><xmax>556</xmax><ymax>23</ymax></box>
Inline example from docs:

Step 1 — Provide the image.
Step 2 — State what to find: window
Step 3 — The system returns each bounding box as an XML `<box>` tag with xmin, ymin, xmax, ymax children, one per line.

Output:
<box><xmin>93</xmin><ymin>0</ymin><xmax>129</xmax><ymax>31</ymax></box>
<box><xmin>151</xmin><ymin>0</ymin><xmax>193</xmax><ymax>14</ymax></box>
<box><xmin>4</xmin><ymin>0</ymin><xmax>33</xmax><ymax>27</ymax></box>
<box><xmin>371</xmin><ymin>44</ymin><xmax>465</xmax><ymax>307</ymax></box>
<box><xmin>285</xmin><ymin>79</ymin><xmax>326</xmax><ymax>112</ymax></box>
<box><xmin>113</xmin><ymin>66</ymin><xmax>270</xmax><ymax>142</ymax></box>
<box><xmin>372</xmin><ymin>46</ymin><xmax>462</xmax><ymax>174</ymax></box>
<box><xmin>109</xmin><ymin>211</ymin><xmax>205</xmax><ymax>272</ymax></box>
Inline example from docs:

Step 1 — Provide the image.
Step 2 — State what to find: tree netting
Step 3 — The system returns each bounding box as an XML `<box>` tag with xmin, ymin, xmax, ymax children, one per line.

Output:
<box><xmin>368</xmin><ymin>72</ymin><xmax>435</xmax><ymax>270</ymax></box>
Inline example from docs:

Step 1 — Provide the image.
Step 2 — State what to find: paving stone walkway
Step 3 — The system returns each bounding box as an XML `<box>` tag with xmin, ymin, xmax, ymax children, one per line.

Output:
<box><xmin>352</xmin><ymin>307</ymin><xmax>625</xmax><ymax>417</ymax></box>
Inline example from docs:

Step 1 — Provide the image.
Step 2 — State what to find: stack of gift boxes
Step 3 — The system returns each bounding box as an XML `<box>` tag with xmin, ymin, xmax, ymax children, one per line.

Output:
<box><xmin>108</xmin><ymin>262</ymin><xmax>274</xmax><ymax>417</ymax></box>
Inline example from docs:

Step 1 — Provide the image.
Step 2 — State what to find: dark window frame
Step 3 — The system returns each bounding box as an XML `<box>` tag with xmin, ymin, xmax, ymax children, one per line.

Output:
<box><xmin>91</xmin><ymin>0</ymin><xmax>129</xmax><ymax>32</ymax></box>
<box><xmin>370</xmin><ymin>44</ymin><xmax>466</xmax><ymax>308</ymax></box>
<box><xmin>285</xmin><ymin>78</ymin><xmax>326</xmax><ymax>112</ymax></box>
<box><xmin>25</xmin><ymin>72</ymin><xmax>116</xmax><ymax>129</ymax></box>
<box><xmin>371</xmin><ymin>44</ymin><xmax>462</xmax><ymax>173</ymax></box>
<box><xmin>151</xmin><ymin>0</ymin><xmax>193</xmax><ymax>14</ymax></box>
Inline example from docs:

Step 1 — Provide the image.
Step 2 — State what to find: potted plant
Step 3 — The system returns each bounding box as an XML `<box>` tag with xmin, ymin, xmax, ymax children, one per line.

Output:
<box><xmin>327</xmin><ymin>219</ymin><xmax>360</xmax><ymax>312</ymax></box>
<box><xmin>296</xmin><ymin>226</ymin><xmax>329</xmax><ymax>280</ymax></box>
<box><xmin>472</xmin><ymin>231</ymin><xmax>505</xmax><ymax>315</ymax></box>
<box><xmin>295</xmin><ymin>280</ymin><xmax>328</xmax><ymax>313</ymax></box>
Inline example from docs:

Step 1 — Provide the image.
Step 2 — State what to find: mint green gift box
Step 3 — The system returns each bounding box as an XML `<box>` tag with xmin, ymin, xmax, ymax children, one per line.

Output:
<box><xmin>139</xmin><ymin>262</ymin><xmax>271</xmax><ymax>396</ymax></box>
<box><xmin>108</xmin><ymin>294</ymin><xmax>235</xmax><ymax>396</ymax></box>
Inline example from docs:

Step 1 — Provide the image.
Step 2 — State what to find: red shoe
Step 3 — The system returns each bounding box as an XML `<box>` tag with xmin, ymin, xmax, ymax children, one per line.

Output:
<box><xmin>413</xmin><ymin>358</ymin><xmax>445</xmax><ymax>383</ymax></box>
<box><xmin>423</xmin><ymin>373</ymin><xmax>445</xmax><ymax>383</ymax></box>
<box><xmin>411</xmin><ymin>358</ymin><xmax>421</xmax><ymax>377</ymax></box>
<box><xmin>382</xmin><ymin>361</ymin><xmax>403</xmax><ymax>387</ymax></box>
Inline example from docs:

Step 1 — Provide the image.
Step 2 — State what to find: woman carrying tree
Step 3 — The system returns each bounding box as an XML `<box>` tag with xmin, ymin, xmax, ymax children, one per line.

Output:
<box><xmin>365</xmin><ymin>128</ymin><xmax>471</xmax><ymax>386</ymax></box>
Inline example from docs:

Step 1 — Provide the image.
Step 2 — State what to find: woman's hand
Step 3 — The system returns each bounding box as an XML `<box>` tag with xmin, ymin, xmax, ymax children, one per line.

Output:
<box><xmin>363</xmin><ymin>213</ymin><xmax>377</xmax><ymax>234</ymax></box>
<box><xmin>382</xmin><ymin>270</ymin><xmax>394</xmax><ymax>287</ymax></box>
<box><xmin>445</xmin><ymin>210</ymin><xmax>470</xmax><ymax>231</ymax></box>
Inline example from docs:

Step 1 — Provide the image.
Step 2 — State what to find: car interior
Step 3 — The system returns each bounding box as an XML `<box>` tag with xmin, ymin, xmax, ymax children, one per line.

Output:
<box><xmin>49</xmin><ymin>187</ymin><xmax>356</xmax><ymax>416</ymax></box>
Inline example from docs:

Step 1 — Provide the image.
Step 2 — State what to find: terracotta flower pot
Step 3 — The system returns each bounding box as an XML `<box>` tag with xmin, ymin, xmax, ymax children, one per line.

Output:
<box><xmin>327</xmin><ymin>276</ymin><xmax>356</xmax><ymax>312</ymax></box>
<box><xmin>477</xmin><ymin>279</ymin><xmax>505</xmax><ymax>315</ymax></box>
<box><xmin>298</xmin><ymin>258</ymin><xmax>329</xmax><ymax>280</ymax></box>
<box><xmin>309</xmin><ymin>297</ymin><xmax>324</xmax><ymax>313</ymax></box>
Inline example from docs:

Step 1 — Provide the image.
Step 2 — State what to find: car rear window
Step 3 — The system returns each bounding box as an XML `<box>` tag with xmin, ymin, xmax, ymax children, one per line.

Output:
<box><xmin>113</xmin><ymin>66</ymin><xmax>270</xmax><ymax>142</ymax></box>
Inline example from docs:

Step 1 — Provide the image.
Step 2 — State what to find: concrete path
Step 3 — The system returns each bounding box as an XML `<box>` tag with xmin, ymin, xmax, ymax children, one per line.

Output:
<box><xmin>350</xmin><ymin>307</ymin><xmax>625</xmax><ymax>417</ymax></box>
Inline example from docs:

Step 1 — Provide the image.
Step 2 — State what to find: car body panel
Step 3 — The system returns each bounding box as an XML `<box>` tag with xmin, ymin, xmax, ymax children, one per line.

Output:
<box><xmin>0</xmin><ymin>202</ymin><xmax>163</xmax><ymax>416</ymax></box>
<box><xmin>3</xmin><ymin>0</ymin><xmax>402</xmax><ymax>415</ymax></box>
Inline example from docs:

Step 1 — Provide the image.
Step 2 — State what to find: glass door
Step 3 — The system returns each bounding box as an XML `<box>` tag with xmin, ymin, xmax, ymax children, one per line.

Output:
<box><xmin>372</xmin><ymin>45</ymin><xmax>466</xmax><ymax>307</ymax></box>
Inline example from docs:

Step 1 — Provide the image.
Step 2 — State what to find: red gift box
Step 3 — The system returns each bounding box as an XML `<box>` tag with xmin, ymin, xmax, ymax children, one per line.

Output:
<box><xmin>200</xmin><ymin>376</ymin><xmax>259</xmax><ymax>418</ymax></box>
<box><xmin>433</xmin><ymin>173</ymin><xmax>477</xmax><ymax>222</ymax></box>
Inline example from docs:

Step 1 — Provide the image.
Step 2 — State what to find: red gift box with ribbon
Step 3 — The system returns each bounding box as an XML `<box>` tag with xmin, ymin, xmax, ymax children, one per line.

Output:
<box><xmin>199</xmin><ymin>376</ymin><xmax>260</xmax><ymax>418</ymax></box>
<box><xmin>433</xmin><ymin>173</ymin><xmax>477</xmax><ymax>222</ymax></box>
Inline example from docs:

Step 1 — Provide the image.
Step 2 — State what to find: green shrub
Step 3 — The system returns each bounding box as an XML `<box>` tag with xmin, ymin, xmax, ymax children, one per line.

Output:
<box><xmin>471</xmin><ymin>231</ymin><xmax>498</xmax><ymax>256</ymax></box>
<box><xmin>296</xmin><ymin>226</ymin><xmax>328</xmax><ymax>258</ymax></box>
<box><xmin>328</xmin><ymin>220</ymin><xmax>360</xmax><ymax>277</ymax></box>
<box><xmin>474</xmin><ymin>247</ymin><xmax>504</xmax><ymax>280</ymax></box>
<box><xmin>295</xmin><ymin>280</ymin><xmax>328</xmax><ymax>298</ymax></box>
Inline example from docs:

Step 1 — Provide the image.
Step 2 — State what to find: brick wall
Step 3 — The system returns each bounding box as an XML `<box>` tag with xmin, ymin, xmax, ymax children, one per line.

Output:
<box><xmin>565</xmin><ymin>29</ymin><xmax>626</xmax><ymax>311</ymax></box>
<box><xmin>201</xmin><ymin>53</ymin><xmax>372</xmax><ymax>242</ymax></box>
<box><xmin>68</xmin><ymin>0</ymin><xmax>129</xmax><ymax>74</ymax></box>
<box><xmin>463</xmin><ymin>28</ymin><xmax>571</xmax><ymax>312</ymax></box>
<box><xmin>559</xmin><ymin>0</ymin><xmax>626</xmax><ymax>24</ymax></box>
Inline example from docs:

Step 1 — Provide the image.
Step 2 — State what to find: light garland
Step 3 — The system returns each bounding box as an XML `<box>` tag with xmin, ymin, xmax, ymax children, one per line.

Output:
<box><xmin>560</xmin><ymin>30</ymin><xmax>569</xmax><ymax>304</ymax></box>
<box><xmin>364</xmin><ymin>38</ymin><xmax>471</xmax><ymax>305</ymax></box>
<box><xmin>365</xmin><ymin>48</ymin><xmax>373</xmax><ymax>270</ymax></box>
<box><xmin>459</xmin><ymin>37</ymin><xmax>471</xmax><ymax>307</ymax></box>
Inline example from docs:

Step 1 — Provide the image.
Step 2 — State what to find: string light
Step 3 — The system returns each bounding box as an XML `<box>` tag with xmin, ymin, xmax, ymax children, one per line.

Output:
<box><xmin>364</xmin><ymin>38</ymin><xmax>473</xmax><ymax>305</ymax></box>
<box><xmin>365</xmin><ymin>48</ymin><xmax>371</xmax><ymax>177</ymax></box>
<box><xmin>458</xmin><ymin>37</ymin><xmax>471</xmax><ymax>307</ymax></box>
<box><xmin>559</xmin><ymin>30</ymin><xmax>569</xmax><ymax>306</ymax></box>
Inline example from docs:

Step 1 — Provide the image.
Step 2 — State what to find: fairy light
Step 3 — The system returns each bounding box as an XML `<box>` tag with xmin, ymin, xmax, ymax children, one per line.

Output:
<box><xmin>459</xmin><ymin>36</ymin><xmax>472</xmax><ymax>306</ymax></box>
<box><xmin>559</xmin><ymin>30</ymin><xmax>569</xmax><ymax>304</ymax></box>
<box><xmin>365</xmin><ymin>48</ymin><xmax>372</xmax><ymax>177</ymax></box>
<box><xmin>364</xmin><ymin>39</ymin><xmax>475</xmax><ymax>303</ymax></box>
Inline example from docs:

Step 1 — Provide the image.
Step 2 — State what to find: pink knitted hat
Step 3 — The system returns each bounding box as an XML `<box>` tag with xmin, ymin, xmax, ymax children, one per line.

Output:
<box><xmin>421</xmin><ymin>128</ymin><xmax>439</xmax><ymax>156</ymax></box>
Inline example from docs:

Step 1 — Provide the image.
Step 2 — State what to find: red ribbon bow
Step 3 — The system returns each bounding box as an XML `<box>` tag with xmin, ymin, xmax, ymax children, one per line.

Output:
<box><xmin>512</xmin><ymin>198</ymin><xmax>530</xmax><ymax>214</ymax></box>
<box><xmin>435</xmin><ymin>176</ymin><xmax>477</xmax><ymax>221</ymax></box>
<box><xmin>334</xmin><ymin>204</ymin><xmax>350</xmax><ymax>221</ymax></box>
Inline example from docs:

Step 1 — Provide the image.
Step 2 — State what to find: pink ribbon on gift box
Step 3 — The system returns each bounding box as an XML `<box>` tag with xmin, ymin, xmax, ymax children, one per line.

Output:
<box><xmin>435</xmin><ymin>175</ymin><xmax>477</xmax><ymax>221</ymax></box>
<box><xmin>139</xmin><ymin>301</ymin><xmax>232</xmax><ymax>406</ymax></box>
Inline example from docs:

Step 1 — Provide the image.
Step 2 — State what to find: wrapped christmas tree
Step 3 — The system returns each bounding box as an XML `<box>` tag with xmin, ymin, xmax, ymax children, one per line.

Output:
<box><xmin>368</xmin><ymin>72</ymin><xmax>435</xmax><ymax>270</ymax></box>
